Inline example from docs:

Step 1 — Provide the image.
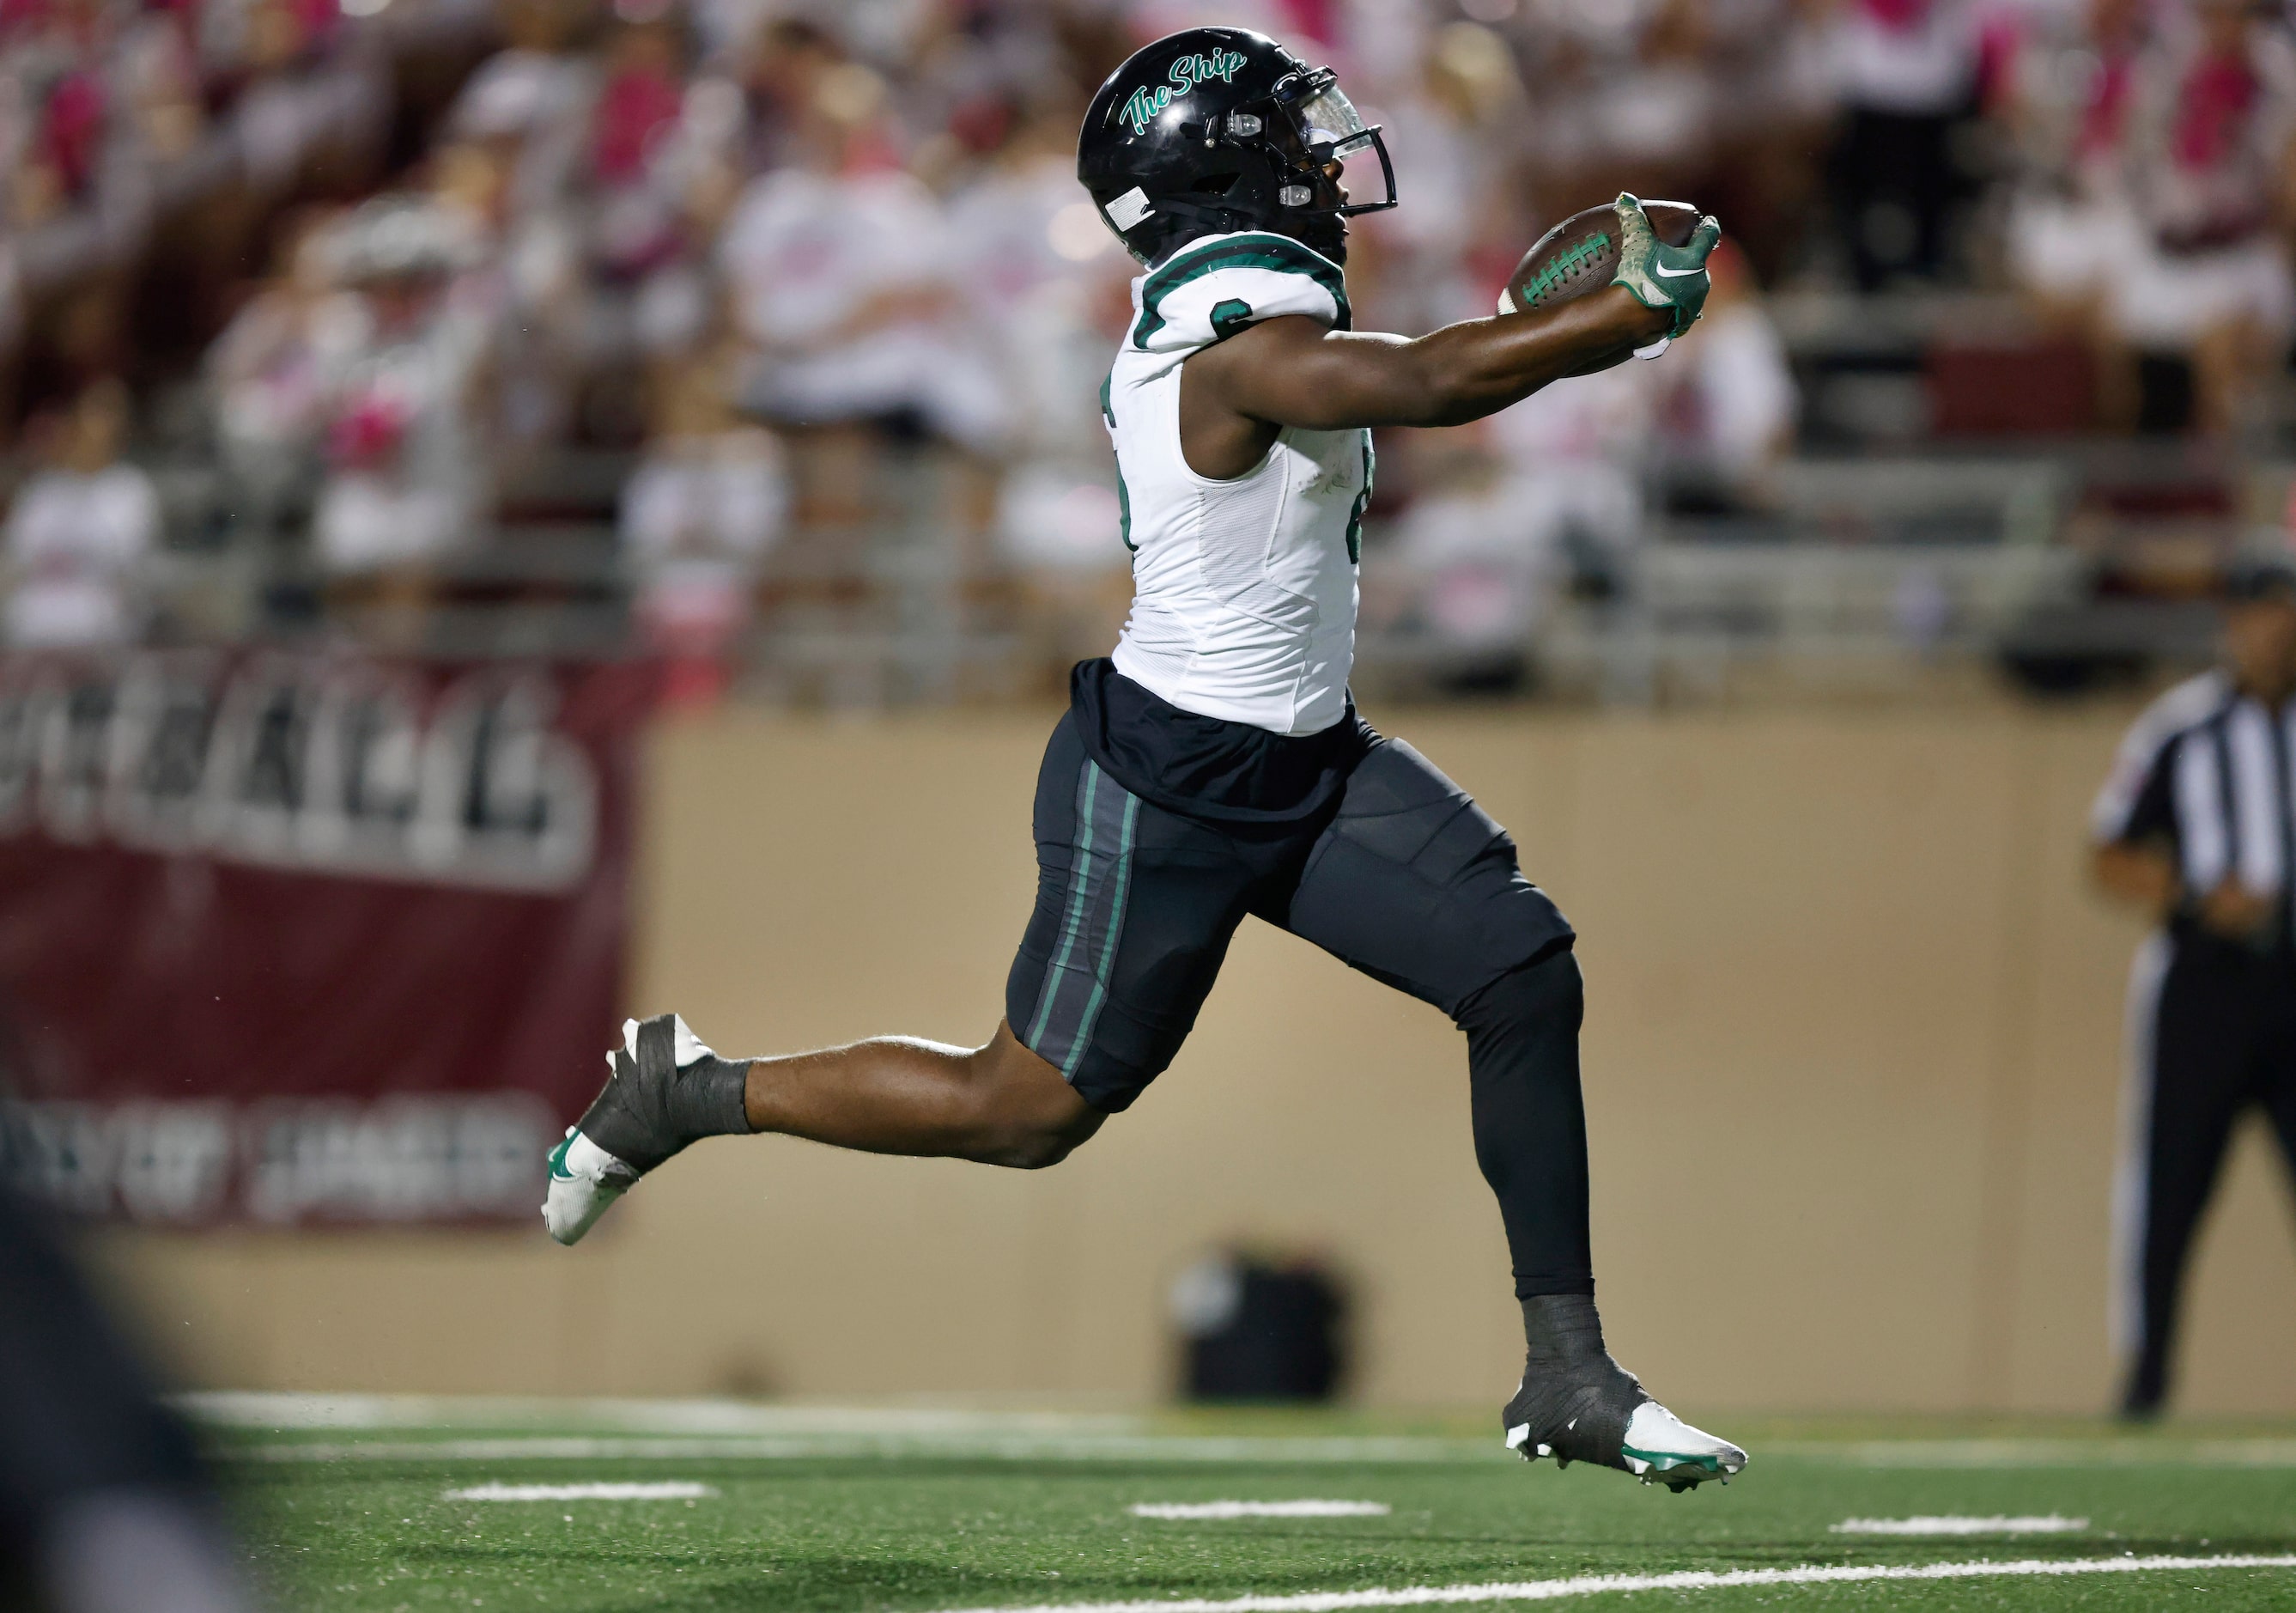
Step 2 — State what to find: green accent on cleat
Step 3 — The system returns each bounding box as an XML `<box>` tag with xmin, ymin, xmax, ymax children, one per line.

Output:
<box><xmin>1625</xmin><ymin>1446</ymin><xmax>1731</xmax><ymax>1492</ymax></box>
<box><xmin>541</xmin><ymin>1128</ymin><xmax>640</xmax><ymax>1245</ymax></box>
<box><xmin>1623</xmin><ymin>1446</ymin><xmax>1723</xmax><ymax>1473</ymax></box>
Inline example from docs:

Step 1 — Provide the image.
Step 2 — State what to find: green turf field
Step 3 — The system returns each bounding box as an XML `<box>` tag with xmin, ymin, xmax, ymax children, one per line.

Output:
<box><xmin>200</xmin><ymin>1401</ymin><xmax>2296</xmax><ymax>1611</ymax></box>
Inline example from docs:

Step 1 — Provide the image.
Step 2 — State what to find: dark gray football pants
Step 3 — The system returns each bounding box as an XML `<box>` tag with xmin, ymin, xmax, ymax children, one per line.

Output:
<box><xmin>1007</xmin><ymin>712</ymin><xmax>1593</xmax><ymax>1296</ymax></box>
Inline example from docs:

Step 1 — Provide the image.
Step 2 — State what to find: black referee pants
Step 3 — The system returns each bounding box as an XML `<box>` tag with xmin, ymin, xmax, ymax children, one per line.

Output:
<box><xmin>2120</xmin><ymin>929</ymin><xmax>2296</xmax><ymax>1414</ymax></box>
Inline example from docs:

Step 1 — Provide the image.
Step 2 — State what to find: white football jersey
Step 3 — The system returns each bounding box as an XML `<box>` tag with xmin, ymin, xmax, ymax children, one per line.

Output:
<box><xmin>1104</xmin><ymin>231</ymin><xmax>1372</xmax><ymax>737</ymax></box>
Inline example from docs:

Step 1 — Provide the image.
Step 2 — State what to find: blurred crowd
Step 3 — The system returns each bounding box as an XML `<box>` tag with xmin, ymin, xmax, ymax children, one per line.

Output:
<box><xmin>6</xmin><ymin>0</ymin><xmax>2296</xmax><ymax>685</ymax></box>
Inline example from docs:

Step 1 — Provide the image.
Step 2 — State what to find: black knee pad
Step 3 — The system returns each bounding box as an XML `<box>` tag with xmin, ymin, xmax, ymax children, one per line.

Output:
<box><xmin>1455</xmin><ymin>944</ymin><xmax>1582</xmax><ymax>1038</ymax></box>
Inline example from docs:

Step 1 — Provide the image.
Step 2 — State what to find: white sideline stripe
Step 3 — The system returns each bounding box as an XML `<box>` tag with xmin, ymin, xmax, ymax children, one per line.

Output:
<box><xmin>1130</xmin><ymin>1502</ymin><xmax>1392</xmax><ymax>1519</ymax></box>
<box><xmin>177</xmin><ymin>1393</ymin><xmax>1141</xmax><ymax>1437</ymax></box>
<box><xmin>216</xmin><ymin>1435</ymin><xmax>1485</xmax><ymax>1465</ymax></box>
<box><xmin>176</xmin><ymin>1398</ymin><xmax>2296</xmax><ymax>1470</ymax></box>
<box><xmin>212</xmin><ymin>1433</ymin><xmax>2296</xmax><ymax>1470</ymax></box>
<box><xmin>921</xmin><ymin>1555</ymin><xmax>2296</xmax><ymax>1613</ymax></box>
<box><xmin>1831</xmin><ymin>1515</ymin><xmax>2087</xmax><ymax>1536</ymax></box>
<box><xmin>444</xmin><ymin>1482</ymin><xmax>715</xmax><ymax>1502</ymax></box>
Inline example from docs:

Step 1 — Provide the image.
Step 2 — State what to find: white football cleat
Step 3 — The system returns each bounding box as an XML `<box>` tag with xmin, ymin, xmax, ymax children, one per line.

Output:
<box><xmin>541</xmin><ymin>1014</ymin><xmax>750</xmax><ymax>1246</ymax></box>
<box><xmin>1501</xmin><ymin>1295</ymin><xmax>1747</xmax><ymax>1492</ymax></box>
<box><xmin>1503</xmin><ymin>1399</ymin><xmax>1746</xmax><ymax>1491</ymax></box>
<box><xmin>542</xmin><ymin>1126</ymin><xmax>639</xmax><ymax>1246</ymax></box>
<box><xmin>1618</xmin><ymin>1402</ymin><xmax>1747</xmax><ymax>1490</ymax></box>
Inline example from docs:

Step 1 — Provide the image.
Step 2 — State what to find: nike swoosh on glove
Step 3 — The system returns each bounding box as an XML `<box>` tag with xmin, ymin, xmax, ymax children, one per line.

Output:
<box><xmin>1609</xmin><ymin>192</ymin><xmax>1722</xmax><ymax>339</ymax></box>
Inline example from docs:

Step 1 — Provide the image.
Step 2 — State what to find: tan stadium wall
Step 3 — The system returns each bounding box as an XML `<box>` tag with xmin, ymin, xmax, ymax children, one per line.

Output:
<box><xmin>82</xmin><ymin>699</ymin><xmax>2296</xmax><ymax>1415</ymax></box>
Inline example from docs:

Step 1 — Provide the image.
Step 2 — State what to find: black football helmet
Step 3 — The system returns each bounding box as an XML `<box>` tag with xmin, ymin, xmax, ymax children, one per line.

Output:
<box><xmin>1077</xmin><ymin>27</ymin><xmax>1398</xmax><ymax>267</ymax></box>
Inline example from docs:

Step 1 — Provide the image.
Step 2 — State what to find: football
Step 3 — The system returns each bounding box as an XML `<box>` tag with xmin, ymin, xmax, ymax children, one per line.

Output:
<box><xmin>1498</xmin><ymin>198</ymin><xmax>1707</xmax><ymax>316</ymax></box>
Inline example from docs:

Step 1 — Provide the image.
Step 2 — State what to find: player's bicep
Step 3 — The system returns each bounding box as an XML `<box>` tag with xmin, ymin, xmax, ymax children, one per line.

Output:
<box><xmin>1198</xmin><ymin>317</ymin><xmax>1433</xmax><ymax>430</ymax></box>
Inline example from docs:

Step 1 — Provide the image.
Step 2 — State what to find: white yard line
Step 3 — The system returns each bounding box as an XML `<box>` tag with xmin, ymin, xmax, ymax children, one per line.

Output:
<box><xmin>1130</xmin><ymin>1502</ymin><xmax>1392</xmax><ymax>1519</ymax></box>
<box><xmin>920</xmin><ymin>1555</ymin><xmax>2296</xmax><ymax>1613</ymax></box>
<box><xmin>1771</xmin><ymin>1437</ymin><xmax>2296</xmax><ymax>1469</ymax></box>
<box><xmin>1831</xmin><ymin>1515</ymin><xmax>2087</xmax><ymax>1537</ymax></box>
<box><xmin>444</xmin><ymin>1482</ymin><xmax>715</xmax><ymax>1502</ymax></box>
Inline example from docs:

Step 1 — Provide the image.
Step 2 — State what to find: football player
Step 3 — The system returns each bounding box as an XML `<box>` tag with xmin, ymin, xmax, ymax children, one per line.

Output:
<box><xmin>547</xmin><ymin>26</ymin><xmax>1743</xmax><ymax>1490</ymax></box>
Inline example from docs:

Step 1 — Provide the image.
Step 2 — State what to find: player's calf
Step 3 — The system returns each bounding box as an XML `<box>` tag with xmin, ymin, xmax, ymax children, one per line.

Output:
<box><xmin>1501</xmin><ymin>1293</ymin><xmax>1746</xmax><ymax>1492</ymax></box>
<box><xmin>937</xmin><ymin>1029</ymin><xmax>1105</xmax><ymax>1168</ymax></box>
<box><xmin>542</xmin><ymin>1013</ymin><xmax>750</xmax><ymax>1245</ymax></box>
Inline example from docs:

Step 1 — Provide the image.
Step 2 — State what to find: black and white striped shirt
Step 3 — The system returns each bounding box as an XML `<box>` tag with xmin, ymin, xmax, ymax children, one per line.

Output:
<box><xmin>2093</xmin><ymin>671</ymin><xmax>2296</xmax><ymax>933</ymax></box>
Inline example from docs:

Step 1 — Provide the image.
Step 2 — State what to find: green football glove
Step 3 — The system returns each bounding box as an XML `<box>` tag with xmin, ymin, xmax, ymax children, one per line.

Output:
<box><xmin>1609</xmin><ymin>192</ymin><xmax>1722</xmax><ymax>339</ymax></box>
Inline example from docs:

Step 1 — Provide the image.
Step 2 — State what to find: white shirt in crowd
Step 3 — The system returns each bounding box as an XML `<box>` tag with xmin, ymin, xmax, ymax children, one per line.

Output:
<box><xmin>719</xmin><ymin>166</ymin><xmax>1009</xmax><ymax>450</ymax></box>
<box><xmin>1830</xmin><ymin>0</ymin><xmax>1983</xmax><ymax>115</ymax></box>
<box><xmin>619</xmin><ymin>428</ymin><xmax>788</xmax><ymax>569</ymax></box>
<box><xmin>4</xmin><ymin>464</ymin><xmax>159</xmax><ymax>648</ymax></box>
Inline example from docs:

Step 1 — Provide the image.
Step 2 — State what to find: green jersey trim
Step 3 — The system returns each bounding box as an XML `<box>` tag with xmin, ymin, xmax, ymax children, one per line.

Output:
<box><xmin>1343</xmin><ymin>432</ymin><xmax>1375</xmax><ymax>565</ymax></box>
<box><xmin>1131</xmin><ymin>232</ymin><xmax>1352</xmax><ymax>350</ymax></box>
<box><xmin>1100</xmin><ymin>373</ymin><xmax>1135</xmax><ymax>552</ymax></box>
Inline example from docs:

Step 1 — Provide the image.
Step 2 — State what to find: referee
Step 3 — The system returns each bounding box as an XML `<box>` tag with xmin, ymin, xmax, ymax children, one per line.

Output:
<box><xmin>2090</xmin><ymin>559</ymin><xmax>2296</xmax><ymax>1417</ymax></box>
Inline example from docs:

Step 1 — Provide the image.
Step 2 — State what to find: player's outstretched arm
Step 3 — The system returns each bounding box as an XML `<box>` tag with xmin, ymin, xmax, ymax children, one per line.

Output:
<box><xmin>1182</xmin><ymin>198</ymin><xmax>1720</xmax><ymax>458</ymax></box>
<box><xmin>1184</xmin><ymin>287</ymin><xmax>1664</xmax><ymax>445</ymax></box>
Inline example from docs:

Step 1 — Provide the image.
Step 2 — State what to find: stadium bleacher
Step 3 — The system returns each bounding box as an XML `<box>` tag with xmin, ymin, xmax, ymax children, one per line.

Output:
<box><xmin>8</xmin><ymin>0</ymin><xmax>2296</xmax><ymax>707</ymax></box>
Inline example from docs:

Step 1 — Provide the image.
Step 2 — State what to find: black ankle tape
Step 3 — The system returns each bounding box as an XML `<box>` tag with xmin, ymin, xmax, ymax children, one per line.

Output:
<box><xmin>1521</xmin><ymin>1293</ymin><xmax>1612</xmax><ymax>1366</ymax></box>
<box><xmin>675</xmin><ymin>1055</ymin><xmax>753</xmax><ymax>1140</ymax></box>
<box><xmin>1505</xmin><ymin>1293</ymin><xmax>1648</xmax><ymax>1471</ymax></box>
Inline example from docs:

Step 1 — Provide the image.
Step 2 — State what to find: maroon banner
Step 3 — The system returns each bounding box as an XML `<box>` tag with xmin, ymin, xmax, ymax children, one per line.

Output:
<box><xmin>0</xmin><ymin>652</ymin><xmax>654</xmax><ymax>1226</ymax></box>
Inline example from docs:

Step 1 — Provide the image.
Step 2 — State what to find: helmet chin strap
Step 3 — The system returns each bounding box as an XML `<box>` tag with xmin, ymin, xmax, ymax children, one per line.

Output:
<box><xmin>1290</xmin><ymin>212</ymin><xmax>1349</xmax><ymax>262</ymax></box>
